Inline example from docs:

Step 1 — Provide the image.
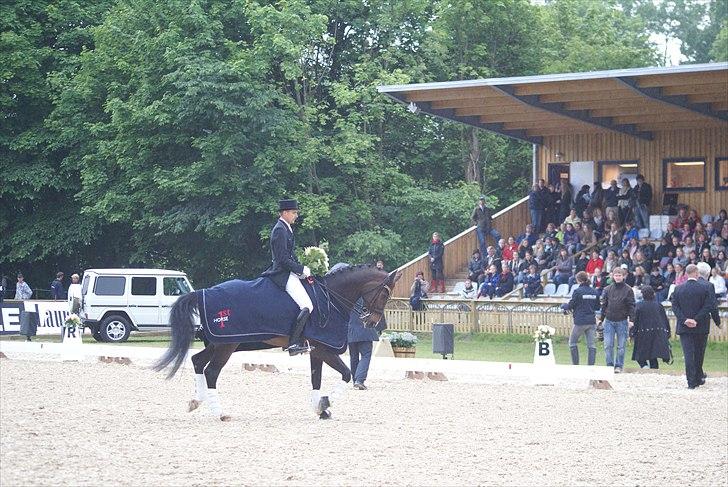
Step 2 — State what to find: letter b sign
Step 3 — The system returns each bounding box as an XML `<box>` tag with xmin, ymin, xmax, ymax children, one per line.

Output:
<box><xmin>538</xmin><ymin>341</ymin><xmax>550</xmax><ymax>356</ymax></box>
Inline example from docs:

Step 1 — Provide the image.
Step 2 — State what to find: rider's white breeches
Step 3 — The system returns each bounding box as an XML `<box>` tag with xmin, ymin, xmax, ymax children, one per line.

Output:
<box><xmin>286</xmin><ymin>272</ymin><xmax>313</xmax><ymax>311</ymax></box>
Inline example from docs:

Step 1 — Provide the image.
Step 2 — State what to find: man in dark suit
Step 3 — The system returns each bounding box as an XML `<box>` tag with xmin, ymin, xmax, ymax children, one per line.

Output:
<box><xmin>261</xmin><ymin>199</ymin><xmax>313</xmax><ymax>356</ymax></box>
<box><xmin>696</xmin><ymin>262</ymin><xmax>721</xmax><ymax>380</ymax></box>
<box><xmin>348</xmin><ymin>298</ymin><xmax>387</xmax><ymax>390</ymax></box>
<box><xmin>634</xmin><ymin>174</ymin><xmax>652</xmax><ymax>229</ymax></box>
<box><xmin>671</xmin><ymin>264</ymin><xmax>718</xmax><ymax>389</ymax></box>
<box><xmin>483</xmin><ymin>246</ymin><xmax>503</xmax><ymax>274</ymax></box>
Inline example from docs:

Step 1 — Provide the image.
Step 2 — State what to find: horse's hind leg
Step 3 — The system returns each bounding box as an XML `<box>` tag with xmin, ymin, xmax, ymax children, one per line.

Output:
<box><xmin>309</xmin><ymin>354</ymin><xmax>330</xmax><ymax>419</ymax></box>
<box><xmin>188</xmin><ymin>344</ymin><xmax>215</xmax><ymax>412</ymax></box>
<box><xmin>310</xmin><ymin>348</ymin><xmax>352</xmax><ymax>419</ymax></box>
<box><xmin>321</xmin><ymin>351</ymin><xmax>351</xmax><ymax>405</ymax></box>
<box><xmin>204</xmin><ymin>343</ymin><xmax>237</xmax><ymax>421</ymax></box>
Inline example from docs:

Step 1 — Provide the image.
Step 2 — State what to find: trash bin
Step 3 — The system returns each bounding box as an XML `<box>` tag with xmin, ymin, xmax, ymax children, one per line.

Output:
<box><xmin>432</xmin><ymin>323</ymin><xmax>454</xmax><ymax>359</ymax></box>
<box><xmin>19</xmin><ymin>311</ymin><xmax>39</xmax><ymax>341</ymax></box>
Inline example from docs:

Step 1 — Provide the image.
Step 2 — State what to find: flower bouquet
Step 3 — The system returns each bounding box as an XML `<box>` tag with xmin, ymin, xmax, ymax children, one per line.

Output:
<box><xmin>64</xmin><ymin>313</ymin><xmax>82</xmax><ymax>329</ymax></box>
<box><xmin>297</xmin><ymin>244</ymin><xmax>330</xmax><ymax>276</ymax></box>
<box><xmin>533</xmin><ymin>325</ymin><xmax>555</xmax><ymax>342</ymax></box>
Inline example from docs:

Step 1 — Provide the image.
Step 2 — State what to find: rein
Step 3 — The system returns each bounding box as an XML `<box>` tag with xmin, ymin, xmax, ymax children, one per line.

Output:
<box><xmin>315</xmin><ymin>275</ymin><xmax>392</xmax><ymax>324</ymax></box>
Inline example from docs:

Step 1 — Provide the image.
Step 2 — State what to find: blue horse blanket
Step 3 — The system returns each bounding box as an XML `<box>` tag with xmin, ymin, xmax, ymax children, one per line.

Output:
<box><xmin>197</xmin><ymin>277</ymin><xmax>349</xmax><ymax>353</ymax></box>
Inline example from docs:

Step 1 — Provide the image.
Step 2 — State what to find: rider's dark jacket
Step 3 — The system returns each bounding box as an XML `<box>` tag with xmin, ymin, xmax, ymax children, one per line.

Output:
<box><xmin>261</xmin><ymin>218</ymin><xmax>304</xmax><ymax>289</ymax></box>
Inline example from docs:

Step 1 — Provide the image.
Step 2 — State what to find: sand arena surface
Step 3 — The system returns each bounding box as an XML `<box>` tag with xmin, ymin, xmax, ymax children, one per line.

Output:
<box><xmin>1</xmin><ymin>357</ymin><xmax>727</xmax><ymax>487</ymax></box>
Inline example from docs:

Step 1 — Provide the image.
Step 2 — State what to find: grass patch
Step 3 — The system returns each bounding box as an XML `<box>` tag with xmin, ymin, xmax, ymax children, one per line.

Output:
<box><xmin>414</xmin><ymin>332</ymin><xmax>728</xmax><ymax>374</ymax></box>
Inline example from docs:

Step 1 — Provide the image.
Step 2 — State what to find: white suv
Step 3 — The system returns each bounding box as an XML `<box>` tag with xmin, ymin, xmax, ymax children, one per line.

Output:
<box><xmin>80</xmin><ymin>269</ymin><xmax>195</xmax><ymax>342</ymax></box>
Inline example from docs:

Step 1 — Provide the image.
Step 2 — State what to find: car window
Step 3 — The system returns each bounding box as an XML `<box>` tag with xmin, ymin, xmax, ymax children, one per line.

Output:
<box><xmin>94</xmin><ymin>276</ymin><xmax>126</xmax><ymax>296</ymax></box>
<box><xmin>163</xmin><ymin>277</ymin><xmax>191</xmax><ymax>296</ymax></box>
<box><xmin>82</xmin><ymin>275</ymin><xmax>90</xmax><ymax>295</ymax></box>
<box><xmin>131</xmin><ymin>277</ymin><xmax>157</xmax><ymax>296</ymax></box>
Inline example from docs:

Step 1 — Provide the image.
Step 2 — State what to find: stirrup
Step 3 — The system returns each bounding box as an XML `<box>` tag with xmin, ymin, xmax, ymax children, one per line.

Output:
<box><xmin>286</xmin><ymin>340</ymin><xmax>314</xmax><ymax>356</ymax></box>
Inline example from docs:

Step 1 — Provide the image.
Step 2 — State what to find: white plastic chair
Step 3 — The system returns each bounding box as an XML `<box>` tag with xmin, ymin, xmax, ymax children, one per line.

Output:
<box><xmin>543</xmin><ymin>283</ymin><xmax>556</xmax><ymax>296</ymax></box>
<box><xmin>568</xmin><ymin>283</ymin><xmax>579</xmax><ymax>296</ymax></box>
<box><xmin>555</xmin><ymin>284</ymin><xmax>570</xmax><ymax>296</ymax></box>
<box><xmin>650</xmin><ymin>229</ymin><xmax>663</xmax><ymax>240</ymax></box>
<box><xmin>450</xmin><ymin>282</ymin><xmax>466</xmax><ymax>295</ymax></box>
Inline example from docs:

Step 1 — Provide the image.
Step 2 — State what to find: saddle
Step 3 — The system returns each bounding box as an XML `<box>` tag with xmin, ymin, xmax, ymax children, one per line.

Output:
<box><xmin>197</xmin><ymin>277</ymin><xmax>348</xmax><ymax>353</ymax></box>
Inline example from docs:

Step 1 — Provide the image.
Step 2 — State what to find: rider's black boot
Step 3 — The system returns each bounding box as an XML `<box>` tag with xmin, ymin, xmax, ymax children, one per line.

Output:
<box><xmin>286</xmin><ymin>308</ymin><xmax>314</xmax><ymax>356</ymax></box>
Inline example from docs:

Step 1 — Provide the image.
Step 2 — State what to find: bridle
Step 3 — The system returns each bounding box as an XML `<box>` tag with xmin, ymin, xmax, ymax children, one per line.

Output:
<box><xmin>319</xmin><ymin>275</ymin><xmax>393</xmax><ymax>325</ymax></box>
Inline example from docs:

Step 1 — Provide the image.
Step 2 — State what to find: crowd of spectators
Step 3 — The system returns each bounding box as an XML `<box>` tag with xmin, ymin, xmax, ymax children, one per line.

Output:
<box><xmin>440</xmin><ymin>176</ymin><xmax>728</xmax><ymax>303</ymax></box>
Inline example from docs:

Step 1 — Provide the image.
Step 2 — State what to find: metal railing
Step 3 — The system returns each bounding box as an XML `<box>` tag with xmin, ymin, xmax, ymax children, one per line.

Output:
<box><xmin>384</xmin><ymin>297</ymin><xmax>728</xmax><ymax>342</ymax></box>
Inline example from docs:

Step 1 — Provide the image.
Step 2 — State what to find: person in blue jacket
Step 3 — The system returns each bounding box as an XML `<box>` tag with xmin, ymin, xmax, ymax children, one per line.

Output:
<box><xmin>561</xmin><ymin>271</ymin><xmax>600</xmax><ymax>365</ymax></box>
<box><xmin>348</xmin><ymin>298</ymin><xmax>386</xmax><ymax>390</ymax></box>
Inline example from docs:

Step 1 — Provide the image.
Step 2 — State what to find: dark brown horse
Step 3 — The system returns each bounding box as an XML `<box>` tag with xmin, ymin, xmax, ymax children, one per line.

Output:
<box><xmin>154</xmin><ymin>265</ymin><xmax>401</xmax><ymax>420</ymax></box>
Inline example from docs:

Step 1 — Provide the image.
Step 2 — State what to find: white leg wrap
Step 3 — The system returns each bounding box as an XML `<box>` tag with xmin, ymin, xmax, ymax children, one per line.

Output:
<box><xmin>310</xmin><ymin>390</ymin><xmax>321</xmax><ymax>413</ymax></box>
<box><xmin>195</xmin><ymin>374</ymin><xmax>207</xmax><ymax>402</ymax></box>
<box><xmin>206</xmin><ymin>388</ymin><xmax>223</xmax><ymax>417</ymax></box>
<box><xmin>329</xmin><ymin>380</ymin><xmax>348</xmax><ymax>405</ymax></box>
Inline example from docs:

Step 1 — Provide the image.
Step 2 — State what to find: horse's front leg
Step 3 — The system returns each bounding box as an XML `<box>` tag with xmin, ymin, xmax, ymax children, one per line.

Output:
<box><xmin>309</xmin><ymin>354</ymin><xmax>330</xmax><ymax>419</ymax></box>
<box><xmin>310</xmin><ymin>348</ymin><xmax>351</xmax><ymax>419</ymax></box>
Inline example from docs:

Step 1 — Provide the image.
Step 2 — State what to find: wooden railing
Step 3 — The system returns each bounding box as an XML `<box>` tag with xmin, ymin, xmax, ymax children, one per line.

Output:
<box><xmin>384</xmin><ymin>297</ymin><xmax>728</xmax><ymax>342</ymax></box>
<box><xmin>392</xmin><ymin>196</ymin><xmax>530</xmax><ymax>298</ymax></box>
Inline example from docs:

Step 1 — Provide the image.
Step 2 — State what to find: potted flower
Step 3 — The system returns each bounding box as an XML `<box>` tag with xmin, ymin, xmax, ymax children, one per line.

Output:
<box><xmin>533</xmin><ymin>325</ymin><xmax>555</xmax><ymax>343</ymax></box>
<box><xmin>64</xmin><ymin>313</ymin><xmax>82</xmax><ymax>330</ymax></box>
<box><xmin>383</xmin><ymin>332</ymin><xmax>418</xmax><ymax>358</ymax></box>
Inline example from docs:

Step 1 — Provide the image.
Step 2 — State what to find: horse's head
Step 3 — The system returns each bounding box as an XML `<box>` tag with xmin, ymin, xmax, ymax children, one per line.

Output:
<box><xmin>360</xmin><ymin>269</ymin><xmax>402</xmax><ymax>327</ymax></box>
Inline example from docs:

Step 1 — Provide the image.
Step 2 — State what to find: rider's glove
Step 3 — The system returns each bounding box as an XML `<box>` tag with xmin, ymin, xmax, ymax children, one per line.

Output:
<box><xmin>301</xmin><ymin>266</ymin><xmax>312</xmax><ymax>278</ymax></box>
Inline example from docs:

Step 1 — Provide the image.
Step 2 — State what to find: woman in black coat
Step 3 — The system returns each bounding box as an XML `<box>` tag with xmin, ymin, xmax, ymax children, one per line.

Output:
<box><xmin>428</xmin><ymin>232</ymin><xmax>445</xmax><ymax>293</ymax></box>
<box><xmin>630</xmin><ymin>285</ymin><xmax>672</xmax><ymax>369</ymax></box>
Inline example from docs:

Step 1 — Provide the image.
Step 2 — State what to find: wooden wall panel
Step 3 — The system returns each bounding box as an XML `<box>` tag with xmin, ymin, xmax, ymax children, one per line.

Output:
<box><xmin>537</xmin><ymin>128</ymin><xmax>728</xmax><ymax>216</ymax></box>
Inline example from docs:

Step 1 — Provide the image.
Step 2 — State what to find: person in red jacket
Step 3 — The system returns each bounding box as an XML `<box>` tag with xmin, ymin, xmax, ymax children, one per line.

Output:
<box><xmin>585</xmin><ymin>250</ymin><xmax>604</xmax><ymax>276</ymax></box>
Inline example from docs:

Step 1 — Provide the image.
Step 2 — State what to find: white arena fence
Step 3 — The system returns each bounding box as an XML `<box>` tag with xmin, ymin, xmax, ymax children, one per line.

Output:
<box><xmin>384</xmin><ymin>298</ymin><xmax>728</xmax><ymax>342</ymax></box>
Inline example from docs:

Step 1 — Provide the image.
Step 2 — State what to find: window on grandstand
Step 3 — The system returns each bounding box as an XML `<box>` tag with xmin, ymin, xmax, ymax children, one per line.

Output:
<box><xmin>716</xmin><ymin>158</ymin><xmax>728</xmax><ymax>190</ymax></box>
<box><xmin>598</xmin><ymin>161</ymin><xmax>639</xmax><ymax>188</ymax></box>
<box><xmin>663</xmin><ymin>158</ymin><xmax>705</xmax><ymax>191</ymax></box>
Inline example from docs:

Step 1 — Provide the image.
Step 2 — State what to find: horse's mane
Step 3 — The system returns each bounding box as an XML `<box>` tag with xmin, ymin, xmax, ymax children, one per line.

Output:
<box><xmin>325</xmin><ymin>263</ymin><xmax>382</xmax><ymax>279</ymax></box>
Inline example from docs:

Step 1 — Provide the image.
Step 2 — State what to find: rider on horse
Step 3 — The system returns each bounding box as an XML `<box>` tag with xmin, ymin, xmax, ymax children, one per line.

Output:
<box><xmin>261</xmin><ymin>199</ymin><xmax>314</xmax><ymax>356</ymax></box>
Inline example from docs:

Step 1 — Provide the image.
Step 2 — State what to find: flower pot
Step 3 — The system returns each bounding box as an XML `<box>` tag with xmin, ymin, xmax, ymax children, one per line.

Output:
<box><xmin>392</xmin><ymin>346</ymin><xmax>416</xmax><ymax>358</ymax></box>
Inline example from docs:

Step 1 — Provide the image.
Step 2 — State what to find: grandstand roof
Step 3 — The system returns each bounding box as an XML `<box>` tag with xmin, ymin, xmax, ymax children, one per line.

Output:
<box><xmin>377</xmin><ymin>62</ymin><xmax>728</xmax><ymax>145</ymax></box>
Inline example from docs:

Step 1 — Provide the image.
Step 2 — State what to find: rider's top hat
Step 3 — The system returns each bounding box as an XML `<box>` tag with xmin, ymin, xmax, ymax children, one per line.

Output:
<box><xmin>278</xmin><ymin>199</ymin><xmax>299</xmax><ymax>211</ymax></box>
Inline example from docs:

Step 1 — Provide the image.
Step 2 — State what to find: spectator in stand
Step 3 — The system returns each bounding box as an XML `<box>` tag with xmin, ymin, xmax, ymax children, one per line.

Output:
<box><xmin>545</xmin><ymin>184</ymin><xmax>560</xmax><ymax>228</ymax></box>
<box><xmin>630</xmin><ymin>285</ymin><xmax>672</xmax><ymax>369</ymax></box>
<box><xmin>602</xmin><ymin>222</ymin><xmax>623</xmax><ymax>258</ymax></box>
<box><xmin>409</xmin><ymin>273</ymin><xmax>427</xmax><ymax>310</ymax></box>
<box><xmin>592</xmin><ymin>208</ymin><xmax>604</xmax><ymax>236</ymax></box>
<box><xmin>671</xmin><ymin>264</ymin><xmax>720</xmax><ymax>389</ymax></box>
<box><xmin>687</xmin><ymin>209</ymin><xmax>699</xmax><ymax>230</ymax></box>
<box><xmin>496</xmin><ymin>238</ymin><xmax>507</xmax><ymax>259</ymax></box>
<box><xmin>604</xmin><ymin>250</ymin><xmax>619</xmax><ymax>274</ymax></box>
<box><xmin>687</xmin><ymin>249</ymin><xmax>699</xmax><ymax>266</ymax></box>
<box><xmin>50</xmin><ymin>272</ymin><xmax>65</xmax><ymax>300</ymax></box>
<box><xmin>654</xmin><ymin>237</ymin><xmax>674</xmax><ymax>269</ymax></box>
<box><xmin>591</xmin><ymin>267</ymin><xmax>606</xmax><ymax>295</ymax></box>
<box><xmin>573</xmin><ymin>251</ymin><xmax>589</xmax><ymax>276</ymax></box>
<box><xmin>501</xmin><ymin>237</ymin><xmax>518</xmax><ymax>269</ymax></box>
<box><xmin>625</xmin><ymin>237</ymin><xmax>640</xmax><ymax>260</ymax></box>
<box><xmin>663</xmin><ymin>263</ymin><xmax>677</xmax><ymax>291</ymax></box>
<box><xmin>574</xmin><ymin>185</ymin><xmax>590</xmax><ymax>217</ymax></box>
<box><xmin>633</xmin><ymin>266</ymin><xmax>649</xmax><ymax>287</ymax></box>
<box><xmin>551</xmin><ymin>248</ymin><xmax>573</xmax><ymax>286</ymax></box>
<box><xmin>604</xmin><ymin>180</ymin><xmax>619</xmax><ymax>219</ymax></box>
<box><xmin>589</xmin><ymin>182</ymin><xmax>604</xmax><ymax>212</ymax></box>
<box><xmin>634</xmin><ymin>174</ymin><xmax>652</xmax><ymax>229</ymax></box>
<box><xmin>528</xmin><ymin>184</ymin><xmax>545</xmax><ymax>233</ymax></box>
<box><xmin>558</xmin><ymin>182</ymin><xmax>572</xmax><ymax>225</ymax></box>
<box><xmin>700</xmin><ymin>248</ymin><xmax>715</xmax><ymax>267</ymax></box>
<box><xmin>14</xmin><ymin>273</ymin><xmax>32</xmax><ymax>300</ymax></box>
<box><xmin>639</xmin><ymin>237</ymin><xmax>655</xmax><ymax>263</ymax></box>
<box><xmin>710</xmin><ymin>267</ymin><xmax>727</xmax><ymax>299</ymax></box>
<box><xmin>460</xmin><ymin>278</ymin><xmax>477</xmax><ymax>299</ymax></box>
<box><xmin>555</xmin><ymin>223</ymin><xmax>565</xmax><ymax>244</ymax></box>
<box><xmin>533</xmin><ymin>241</ymin><xmax>550</xmax><ymax>269</ymax></box>
<box><xmin>428</xmin><ymin>232</ymin><xmax>445</xmax><ymax>293</ymax></box>
<box><xmin>564</xmin><ymin>223</ymin><xmax>579</xmax><ymax>255</ymax></box>
<box><xmin>649</xmin><ymin>266</ymin><xmax>666</xmax><ymax>302</ymax></box>
<box><xmin>563</xmin><ymin>208</ymin><xmax>581</xmax><ymax>227</ymax></box>
<box><xmin>478</xmin><ymin>265</ymin><xmax>500</xmax><ymax>299</ymax></box>
<box><xmin>579</xmin><ymin>225</ymin><xmax>596</xmax><ymax>252</ymax></box>
<box><xmin>673</xmin><ymin>248</ymin><xmax>688</xmax><ymax>268</ymax></box>
<box><xmin>471</xmin><ymin>195</ymin><xmax>501</xmax><ymax>257</ymax></box>
<box><xmin>375</xmin><ymin>260</ymin><xmax>385</xmax><ymax>271</ymax></box>
<box><xmin>633</xmin><ymin>250</ymin><xmax>651</xmax><ymax>273</ymax></box>
<box><xmin>673</xmin><ymin>206</ymin><xmax>689</xmax><ymax>229</ymax></box>
<box><xmin>517</xmin><ymin>224</ymin><xmax>538</xmax><ymax>248</ymax></box>
<box><xmin>665</xmin><ymin>222</ymin><xmax>680</xmax><ymax>241</ymax></box>
<box><xmin>467</xmin><ymin>250</ymin><xmax>484</xmax><ymax>284</ymax></box>
<box><xmin>618</xmin><ymin>249</ymin><xmax>633</xmax><ymax>272</ymax></box>
<box><xmin>722</xmin><ymin>221</ymin><xmax>728</xmax><ymax>242</ymax></box>
<box><xmin>516</xmin><ymin>252</ymin><xmax>537</xmax><ymax>284</ymax></box>
<box><xmin>516</xmin><ymin>237</ymin><xmax>531</xmax><ymax>259</ymax></box>
<box><xmin>598</xmin><ymin>267</ymin><xmax>635</xmax><ymax>373</ymax></box>
<box><xmin>544</xmin><ymin>222</ymin><xmax>558</xmax><ymax>240</ymax></box>
<box><xmin>674</xmin><ymin>263</ymin><xmax>688</xmax><ymax>286</ymax></box>
<box><xmin>483</xmin><ymin>246</ymin><xmax>502</xmax><ymax>274</ymax></box>
<box><xmin>621</xmin><ymin>221</ymin><xmax>638</xmax><ymax>248</ymax></box>
<box><xmin>682</xmin><ymin>236</ymin><xmax>695</xmax><ymax>256</ymax></box>
<box><xmin>523</xmin><ymin>265</ymin><xmax>542</xmax><ymax>299</ymax></box>
<box><xmin>496</xmin><ymin>267</ymin><xmax>514</xmax><ymax>297</ymax></box>
<box><xmin>561</xmin><ymin>271</ymin><xmax>599</xmax><ymax>365</ymax></box>
<box><xmin>710</xmin><ymin>236</ymin><xmax>725</xmax><ymax>257</ymax></box>
<box><xmin>586</xmin><ymin>250</ymin><xmax>604</xmax><ymax>276</ymax></box>
<box><xmin>695</xmin><ymin>233</ymin><xmax>710</xmax><ymax>257</ymax></box>
<box><xmin>617</xmin><ymin>178</ymin><xmax>636</xmax><ymax>225</ymax></box>
<box><xmin>715</xmin><ymin>209</ymin><xmax>728</xmax><ymax>228</ymax></box>
<box><xmin>621</xmin><ymin>264</ymin><xmax>636</xmax><ymax>287</ymax></box>
<box><xmin>715</xmin><ymin>251</ymin><xmax>727</xmax><ymax>272</ymax></box>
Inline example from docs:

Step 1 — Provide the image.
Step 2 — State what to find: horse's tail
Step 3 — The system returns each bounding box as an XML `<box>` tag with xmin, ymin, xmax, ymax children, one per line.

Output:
<box><xmin>153</xmin><ymin>291</ymin><xmax>198</xmax><ymax>379</ymax></box>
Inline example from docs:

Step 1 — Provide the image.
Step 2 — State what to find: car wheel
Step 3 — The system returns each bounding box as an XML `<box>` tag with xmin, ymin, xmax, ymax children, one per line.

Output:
<box><xmin>92</xmin><ymin>328</ymin><xmax>105</xmax><ymax>342</ymax></box>
<box><xmin>99</xmin><ymin>315</ymin><xmax>132</xmax><ymax>343</ymax></box>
